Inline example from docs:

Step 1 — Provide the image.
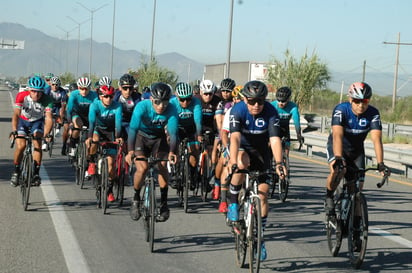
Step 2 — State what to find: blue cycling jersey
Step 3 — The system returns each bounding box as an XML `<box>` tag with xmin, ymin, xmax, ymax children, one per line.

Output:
<box><xmin>128</xmin><ymin>99</ymin><xmax>179</xmax><ymax>153</ymax></box>
<box><xmin>45</xmin><ymin>87</ymin><xmax>68</xmax><ymax>108</ymax></box>
<box><xmin>328</xmin><ymin>101</ymin><xmax>382</xmax><ymax>151</ymax></box>
<box><xmin>229</xmin><ymin>101</ymin><xmax>281</xmax><ymax>152</ymax></box>
<box><xmin>88</xmin><ymin>99</ymin><xmax>123</xmax><ymax>138</ymax></box>
<box><xmin>66</xmin><ymin>90</ymin><xmax>98</xmax><ymax>121</ymax></box>
<box><xmin>271</xmin><ymin>101</ymin><xmax>301</xmax><ymax>134</ymax></box>
<box><xmin>169</xmin><ymin>96</ymin><xmax>202</xmax><ymax>137</ymax></box>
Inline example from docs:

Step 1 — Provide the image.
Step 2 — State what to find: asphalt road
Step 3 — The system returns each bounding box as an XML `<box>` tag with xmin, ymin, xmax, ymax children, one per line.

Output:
<box><xmin>1</xmin><ymin>87</ymin><xmax>411</xmax><ymax>273</ymax></box>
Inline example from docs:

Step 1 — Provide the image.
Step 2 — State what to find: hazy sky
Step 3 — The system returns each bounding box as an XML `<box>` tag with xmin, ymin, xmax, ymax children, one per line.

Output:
<box><xmin>2</xmin><ymin>0</ymin><xmax>412</xmax><ymax>92</ymax></box>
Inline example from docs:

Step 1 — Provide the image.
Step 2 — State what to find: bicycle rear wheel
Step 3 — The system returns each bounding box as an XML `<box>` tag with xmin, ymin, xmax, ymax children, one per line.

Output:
<box><xmin>100</xmin><ymin>158</ymin><xmax>109</xmax><ymax>214</ymax></box>
<box><xmin>248</xmin><ymin>197</ymin><xmax>262</xmax><ymax>273</ymax></box>
<box><xmin>348</xmin><ymin>192</ymin><xmax>368</xmax><ymax>269</ymax></box>
<box><xmin>20</xmin><ymin>153</ymin><xmax>32</xmax><ymax>211</ymax></box>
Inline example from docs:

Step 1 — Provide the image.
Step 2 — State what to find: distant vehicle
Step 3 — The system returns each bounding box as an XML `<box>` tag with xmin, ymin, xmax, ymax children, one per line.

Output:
<box><xmin>19</xmin><ymin>84</ymin><xmax>27</xmax><ymax>92</ymax></box>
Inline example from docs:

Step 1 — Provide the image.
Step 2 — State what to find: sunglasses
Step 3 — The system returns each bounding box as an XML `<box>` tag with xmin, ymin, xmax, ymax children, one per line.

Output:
<box><xmin>221</xmin><ymin>90</ymin><xmax>232</xmax><ymax>93</ymax></box>
<box><xmin>153</xmin><ymin>99</ymin><xmax>169</xmax><ymax>105</ymax></box>
<box><xmin>102</xmin><ymin>95</ymin><xmax>114</xmax><ymax>99</ymax></box>
<box><xmin>246</xmin><ymin>98</ymin><xmax>265</xmax><ymax>106</ymax></box>
<box><xmin>352</xmin><ymin>98</ymin><xmax>369</xmax><ymax>104</ymax></box>
<box><xmin>51</xmin><ymin>84</ymin><xmax>58</xmax><ymax>86</ymax></box>
<box><xmin>79</xmin><ymin>87</ymin><xmax>88</xmax><ymax>91</ymax></box>
<box><xmin>179</xmin><ymin>97</ymin><xmax>192</xmax><ymax>102</ymax></box>
<box><xmin>202</xmin><ymin>93</ymin><xmax>213</xmax><ymax>96</ymax></box>
<box><xmin>277</xmin><ymin>99</ymin><xmax>287</xmax><ymax>103</ymax></box>
<box><xmin>122</xmin><ymin>86</ymin><xmax>132</xmax><ymax>90</ymax></box>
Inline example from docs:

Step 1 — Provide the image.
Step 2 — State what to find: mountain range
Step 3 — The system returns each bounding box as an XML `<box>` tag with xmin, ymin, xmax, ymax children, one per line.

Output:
<box><xmin>0</xmin><ymin>22</ymin><xmax>204</xmax><ymax>82</ymax></box>
<box><xmin>0</xmin><ymin>22</ymin><xmax>410</xmax><ymax>97</ymax></box>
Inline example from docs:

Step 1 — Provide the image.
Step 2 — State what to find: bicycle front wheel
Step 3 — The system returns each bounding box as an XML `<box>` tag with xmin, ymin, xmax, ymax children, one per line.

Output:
<box><xmin>248</xmin><ymin>197</ymin><xmax>262</xmax><ymax>273</ymax></box>
<box><xmin>100</xmin><ymin>158</ymin><xmax>109</xmax><ymax>214</ymax></box>
<box><xmin>149</xmin><ymin>177</ymin><xmax>156</xmax><ymax>252</ymax></box>
<box><xmin>348</xmin><ymin>192</ymin><xmax>368</xmax><ymax>269</ymax></box>
<box><xmin>183</xmin><ymin>153</ymin><xmax>190</xmax><ymax>213</ymax></box>
<box><xmin>235</xmin><ymin>189</ymin><xmax>247</xmax><ymax>268</ymax></box>
<box><xmin>20</xmin><ymin>153</ymin><xmax>32</xmax><ymax>211</ymax></box>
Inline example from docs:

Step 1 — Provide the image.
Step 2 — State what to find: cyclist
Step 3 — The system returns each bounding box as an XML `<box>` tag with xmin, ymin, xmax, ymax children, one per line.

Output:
<box><xmin>227</xmin><ymin>80</ymin><xmax>286</xmax><ymax>261</ymax></box>
<box><xmin>66</xmin><ymin>77</ymin><xmax>98</xmax><ymax>158</ymax></box>
<box><xmin>169</xmin><ymin>82</ymin><xmax>202</xmax><ymax>190</ymax></box>
<box><xmin>10</xmin><ymin>76</ymin><xmax>53</xmax><ymax>186</ymax></box>
<box><xmin>194</xmin><ymin>79</ymin><xmax>221</xmax><ymax>192</ymax></box>
<box><xmin>113</xmin><ymin>73</ymin><xmax>141</xmax><ymax>139</ymax></box>
<box><xmin>141</xmin><ymin>86</ymin><xmax>151</xmax><ymax>100</ymax></box>
<box><xmin>218</xmin><ymin>85</ymin><xmax>243</xmax><ymax>213</ymax></box>
<box><xmin>325</xmin><ymin>82</ymin><xmax>390</xmax><ymax>216</ymax></box>
<box><xmin>86</xmin><ymin>85</ymin><xmax>123</xmax><ymax>202</ymax></box>
<box><xmin>126</xmin><ymin>82</ymin><xmax>178</xmax><ymax>222</ymax></box>
<box><xmin>43</xmin><ymin>76</ymin><xmax>68</xmax><ymax>153</ymax></box>
<box><xmin>213</xmin><ymin>78</ymin><xmax>236</xmax><ymax>201</ymax></box>
<box><xmin>44</xmin><ymin>72</ymin><xmax>54</xmax><ymax>90</ymax></box>
<box><xmin>271</xmin><ymin>86</ymin><xmax>304</xmax><ymax>157</ymax></box>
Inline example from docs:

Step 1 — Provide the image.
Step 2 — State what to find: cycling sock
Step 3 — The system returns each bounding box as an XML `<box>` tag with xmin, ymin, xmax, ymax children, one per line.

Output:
<box><xmin>214</xmin><ymin>178</ymin><xmax>221</xmax><ymax>186</ymax></box>
<box><xmin>220</xmin><ymin>188</ymin><xmax>227</xmax><ymax>202</ymax></box>
<box><xmin>326</xmin><ymin>189</ymin><xmax>334</xmax><ymax>198</ymax></box>
<box><xmin>34</xmin><ymin>162</ymin><xmax>41</xmax><ymax>175</ymax></box>
<box><xmin>160</xmin><ymin>186</ymin><xmax>168</xmax><ymax>205</ymax></box>
<box><xmin>229</xmin><ymin>183</ymin><xmax>242</xmax><ymax>204</ymax></box>
<box><xmin>14</xmin><ymin>164</ymin><xmax>20</xmax><ymax>173</ymax></box>
<box><xmin>133</xmin><ymin>188</ymin><xmax>141</xmax><ymax>201</ymax></box>
<box><xmin>261</xmin><ymin>216</ymin><xmax>267</xmax><ymax>237</ymax></box>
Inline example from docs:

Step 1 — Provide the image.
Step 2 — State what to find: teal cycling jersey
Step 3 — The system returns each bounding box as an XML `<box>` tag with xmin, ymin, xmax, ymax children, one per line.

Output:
<box><xmin>66</xmin><ymin>89</ymin><xmax>99</xmax><ymax>121</ymax></box>
<box><xmin>271</xmin><ymin>100</ymin><xmax>301</xmax><ymax>133</ymax></box>
<box><xmin>169</xmin><ymin>96</ymin><xmax>202</xmax><ymax>136</ymax></box>
<box><xmin>88</xmin><ymin>99</ymin><xmax>123</xmax><ymax>138</ymax></box>
<box><xmin>128</xmin><ymin>99</ymin><xmax>179</xmax><ymax>153</ymax></box>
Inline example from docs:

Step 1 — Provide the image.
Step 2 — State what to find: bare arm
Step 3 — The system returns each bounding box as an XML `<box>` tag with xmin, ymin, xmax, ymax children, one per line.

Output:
<box><xmin>12</xmin><ymin>108</ymin><xmax>20</xmax><ymax>132</ymax></box>
<box><xmin>370</xmin><ymin>129</ymin><xmax>384</xmax><ymax>164</ymax></box>
<box><xmin>332</xmin><ymin>124</ymin><xmax>344</xmax><ymax>158</ymax></box>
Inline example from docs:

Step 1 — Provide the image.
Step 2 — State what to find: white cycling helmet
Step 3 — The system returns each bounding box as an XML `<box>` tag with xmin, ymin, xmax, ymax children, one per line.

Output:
<box><xmin>77</xmin><ymin>77</ymin><xmax>91</xmax><ymax>88</ymax></box>
<box><xmin>199</xmin><ymin>79</ymin><xmax>217</xmax><ymax>94</ymax></box>
<box><xmin>99</xmin><ymin>76</ymin><xmax>112</xmax><ymax>86</ymax></box>
<box><xmin>175</xmin><ymin>82</ymin><xmax>193</xmax><ymax>98</ymax></box>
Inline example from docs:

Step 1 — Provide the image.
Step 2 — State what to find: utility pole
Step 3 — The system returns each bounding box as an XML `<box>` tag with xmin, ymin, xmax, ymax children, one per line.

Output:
<box><xmin>362</xmin><ymin>60</ymin><xmax>366</xmax><ymax>81</ymax></box>
<box><xmin>383</xmin><ymin>33</ymin><xmax>412</xmax><ymax>111</ymax></box>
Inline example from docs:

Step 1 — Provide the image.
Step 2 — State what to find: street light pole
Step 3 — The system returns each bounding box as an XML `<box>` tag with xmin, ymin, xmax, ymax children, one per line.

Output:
<box><xmin>67</xmin><ymin>16</ymin><xmax>89</xmax><ymax>78</ymax></box>
<box><xmin>57</xmin><ymin>25</ymin><xmax>76</xmax><ymax>74</ymax></box>
<box><xmin>226</xmin><ymin>0</ymin><xmax>234</xmax><ymax>78</ymax></box>
<box><xmin>110</xmin><ymin>0</ymin><xmax>116</xmax><ymax>79</ymax></box>
<box><xmin>150</xmin><ymin>0</ymin><xmax>157</xmax><ymax>62</ymax></box>
<box><xmin>77</xmin><ymin>2</ymin><xmax>108</xmax><ymax>78</ymax></box>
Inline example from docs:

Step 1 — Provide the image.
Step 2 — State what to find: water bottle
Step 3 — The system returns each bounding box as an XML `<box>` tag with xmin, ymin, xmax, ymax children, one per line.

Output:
<box><xmin>144</xmin><ymin>186</ymin><xmax>149</xmax><ymax>207</ymax></box>
<box><xmin>341</xmin><ymin>195</ymin><xmax>350</xmax><ymax>220</ymax></box>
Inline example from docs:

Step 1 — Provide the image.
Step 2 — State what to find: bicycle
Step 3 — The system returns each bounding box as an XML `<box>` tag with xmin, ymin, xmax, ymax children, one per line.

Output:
<box><xmin>10</xmin><ymin>131</ymin><xmax>44</xmax><ymax>211</ymax></box>
<box><xmin>135</xmin><ymin>156</ymin><xmax>169</xmax><ymax>253</ymax></box>
<box><xmin>270</xmin><ymin>137</ymin><xmax>303</xmax><ymax>202</ymax></box>
<box><xmin>71</xmin><ymin>126</ymin><xmax>88</xmax><ymax>188</ymax></box>
<box><xmin>197</xmin><ymin>131</ymin><xmax>213</xmax><ymax>202</ymax></box>
<box><xmin>94</xmin><ymin>140</ymin><xmax>119</xmax><ymax>214</ymax></box>
<box><xmin>226</xmin><ymin>165</ymin><xmax>264</xmax><ymax>273</ymax></box>
<box><xmin>113</xmin><ymin>142</ymin><xmax>128</xmax><ymax>206</ymax></box>
<box><xmin>325</xmin><ymin>166</ymin><xmax>390</xmax><ymax>269</ymax></box>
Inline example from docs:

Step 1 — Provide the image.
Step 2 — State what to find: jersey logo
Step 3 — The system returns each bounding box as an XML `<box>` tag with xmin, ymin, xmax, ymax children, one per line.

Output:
<box><xmin>229</xmin><ymin>115</ymin><xmax>239</xmax><ymax>127</ymax></box>
<box><xmin>333</xmin><ymin>110</ymin><xmax>342</xmax><ymax>122</ymax></box>
<box><xmin>255</xmin><ymin>118</ymin><xmax>265</xmax><ymax>127</ymax></box>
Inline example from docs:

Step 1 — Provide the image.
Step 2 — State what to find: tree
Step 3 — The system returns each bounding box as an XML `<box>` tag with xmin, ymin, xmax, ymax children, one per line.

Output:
<box><xmin>58</xmin><ymin>72</ymin><xmax>76</xmax><ymax>85</ymax></box>
<box><xmin>266</xmin><ymin>49</ymin><xmax>330</xmax><ymax>110</ymax></box>
<box><xmin>129</xmin><ymin>57</ymin><xmax>178</xmax><ymax>89</ymax></box>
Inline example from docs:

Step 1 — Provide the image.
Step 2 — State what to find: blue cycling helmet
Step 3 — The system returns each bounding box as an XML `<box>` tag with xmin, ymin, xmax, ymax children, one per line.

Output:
<box><xmin>27</xmin><ymin>76</ymin><xmax>46</xmax><ymax>92</ymax></box>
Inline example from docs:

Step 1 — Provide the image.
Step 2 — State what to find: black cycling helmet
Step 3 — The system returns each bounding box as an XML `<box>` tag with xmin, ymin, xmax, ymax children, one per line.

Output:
<box><xmin>119</xmin><ymin>73</ymin><xmax>136</xmax><ymax>87</ymax></box>
<box><xmin>220</xmin><ymin>78</ymin><xmax>236</xmax><ymax>91</ymax></box>
<box><xmin>68</xmin><ymin>82</ymin><xmax>78</xmax><ymax>92</ymax></box>
<box><xmin>276</xmin><ymin>86</ymin><xmax>292</xmax><ymax>102</ymax></box>
<box><xmin>348</xmin><ymin>82</ymin><xmax>372</xmax><ymax>99</ymax></box>
<box><xmin>150</xmin><ymin>82</ymin><xmax>172</xmax><ymax>100</ymax></box>
<box><xmin>241</xmin><ymin>80</ymin><xmax>268</xmax><ymax>99</ymax></box>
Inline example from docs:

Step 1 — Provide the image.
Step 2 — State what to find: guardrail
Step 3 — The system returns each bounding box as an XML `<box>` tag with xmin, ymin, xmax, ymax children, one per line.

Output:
<box><xmin>301</xmin><ymin>133</ymin><xmax>412</xmax><ymax>179</ymax></box>
<box><xmin>299</xmin><ymin>115</ymin><xmax>412</xmax><ymax>138</ymax></box>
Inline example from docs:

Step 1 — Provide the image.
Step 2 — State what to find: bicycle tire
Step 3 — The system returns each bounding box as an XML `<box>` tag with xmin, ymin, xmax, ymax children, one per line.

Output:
<box><xmin>20</xmin><ymin>153</ymin><xmax>32</xmax><ymax>211</ymax></box>
<box><xmin>142</xmin><ymin>183</ymin><xmax>150</xmax><ymax>243</ymax></box>
<box><xmin>183</xmin><ymin>150</ymin><xmax>190</xmax><ymax>213</ymax></box>
<box><xmin>326</xmin><ymin>214</ymin><xmax>342</xmax><ymax>256</ymax></box>
<box><xmin>348</xmin><ymin>192</ymin><xmax>368</xmax><ymax>269</ymax></box>
<box><xmin>149</xmin><ymin>176</ymin><xmax>156</xmax><ymax>253</ymax></box>
<box><xmin>114</xmin><ymin>152</ymin><xmax>125</xmax><ymax>206</ymax></box>
<box><xmin>235</xmin><ymin>189</ymin><xmax>247</xmax><ymax>268</ymax></box>
<box><xmin>101</xmin><ymin>158</ymin><xmax>109</xmax><ymax>214</ymax></box>
<box><xmin>248</xmin><ymin>197</ymin><xmax>262</xmax><ymax>273</ymax></box>
<box><xmin>201</xmin><ymin>152</ymin><xmax>211</xmax><ymax>202</ymax></box>
<box><xmin>278</xmin><ymin>177</ymin><xmax>289</xmax><ymax>202</ymax></box>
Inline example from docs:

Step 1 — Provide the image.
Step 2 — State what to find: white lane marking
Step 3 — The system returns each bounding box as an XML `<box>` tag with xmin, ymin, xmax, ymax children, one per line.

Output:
<box><xmin>8</xmin><ymin>91</ymin><xmax>14</xmax><ymax>105</ymax></box>
<box><xmin>40</xmin><ymin>167</ymin><xmax>91</xmax><ymax>273</ymax></box>
<box><xmin>370</xmin><ymin>227</ymin><xmax>412</xmax><ymax>248</ymax></box>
